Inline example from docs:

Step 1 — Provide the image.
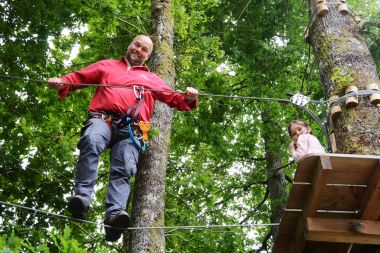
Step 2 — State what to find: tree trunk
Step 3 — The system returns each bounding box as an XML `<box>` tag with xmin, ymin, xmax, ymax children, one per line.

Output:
<box><xmin>129</xmin><ymin>0</ymin><xmax>175</xmax><ymax>252</ymax></box>
<box><xmin>262</xmin><ymin>110</ymin><xmax>287</xmax><ymax>243</ymax></box>
<box><xmin>308</xmin><ymin>1</ymin><xmax>380</xmax><ymax>252</ymax></box>
<box><xmin>308</xmin><ymin>0</ymin><xmax>380</xmax><ymax>155</ymax></box>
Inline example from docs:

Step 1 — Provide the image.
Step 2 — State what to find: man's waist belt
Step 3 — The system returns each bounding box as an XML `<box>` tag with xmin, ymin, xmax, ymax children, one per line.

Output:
<box><xmin>88</xmin><ymin>111</ymin><xmax>150</xmax><ymax>152</ymax></box>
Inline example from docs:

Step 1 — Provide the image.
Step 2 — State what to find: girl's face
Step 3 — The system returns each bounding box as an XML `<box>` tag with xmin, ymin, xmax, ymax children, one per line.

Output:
<box><xmin>290</xmin><ymin>123</ymin><xmax>311</xmax><ymax>142</ymax></box>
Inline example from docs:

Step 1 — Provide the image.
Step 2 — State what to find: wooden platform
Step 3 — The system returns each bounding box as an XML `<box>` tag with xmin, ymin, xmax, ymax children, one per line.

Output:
<box><xmin>273</xmin><ymin>153</ymin><xmax>380</xmax><ymax>253</ymax></box>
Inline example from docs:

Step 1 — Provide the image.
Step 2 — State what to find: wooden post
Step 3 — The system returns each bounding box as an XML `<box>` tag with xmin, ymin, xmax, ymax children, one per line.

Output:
<box><xmin>366</xmin><ymin>83</ymin><xmax>380</xmax><ymax>105</ymax></box>
<box><xmin>329</xmin><ymin>95</ymin><xmax>342</xmax><ymax>120</ymax></box>
<box><xmin>329</xmin><ymin>133</ymin><xmax>337</xmax><ymax>153</ymax></box>
<box><xmin>345</xmin><ymin>86</ymin><xmax>359</xmax><ymax>108</ymax></box>
<box><xmin>312</xmin><ymin>0</ymin><xmax>329</xmax><ymax>16</ymax></box>
<box><xmin>337</xmin><ymin>0</ymin><xmax>349</xmax><ymax>14</ymax></box>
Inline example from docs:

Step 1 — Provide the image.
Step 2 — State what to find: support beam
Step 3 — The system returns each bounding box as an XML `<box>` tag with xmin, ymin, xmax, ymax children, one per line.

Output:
<box><xmin>305</xmin><ymin>156</ymin><xmax>332</xmax><ymax>217</ymax></box>
<box><xmin>288</xmin><ymin>156</ymin><xmax>332</xmax><ymax>253</ymax></box>
<box><xmin>306</xmin><ymin>217</ymin><xmax>380</xmax><ymax>244</ymax></box>
<box><xmin>288</xmin><ymin>217</ymin><xmax>306</xmax><ymax>253</ymax></box>
<box><xmin>360</xmin><ymin>161</ymin><xmax>380</xmax><ymax>220</ymax></box>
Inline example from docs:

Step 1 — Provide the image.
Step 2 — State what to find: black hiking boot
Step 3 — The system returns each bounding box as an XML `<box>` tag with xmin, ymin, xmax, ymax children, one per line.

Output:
<box><xmin>68</xmin><ymin>195</ymin><xmax>89</xmax><ymax>220</ymax></box>
<box><xmin>105</xmin><ymin>211</ymin><xmax>130</xmax><ymax>242</ymax></box>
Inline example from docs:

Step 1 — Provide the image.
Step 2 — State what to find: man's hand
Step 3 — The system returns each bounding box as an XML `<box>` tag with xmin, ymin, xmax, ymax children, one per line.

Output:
<box><xmin>183</xmin><ymin>87</ymin><xmax>198</xmax><ymax>103</ymax></box>
<box><xmin>48</xmin><ymin>77</ymin><xmax>66</xmax><ymax>90</ymax></box>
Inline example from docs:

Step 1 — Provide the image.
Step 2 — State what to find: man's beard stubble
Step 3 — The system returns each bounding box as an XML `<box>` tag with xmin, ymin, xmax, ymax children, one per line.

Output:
<box><xmin>126</xmin><ymin>52</ymin><xmax>144</xmax><ymax>66</ymax></box>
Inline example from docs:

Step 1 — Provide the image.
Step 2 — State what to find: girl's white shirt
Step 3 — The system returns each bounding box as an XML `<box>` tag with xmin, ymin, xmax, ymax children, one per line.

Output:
<box><xmin>292</xmin><ymin>133</ymin><xmax>326</xmax><ymax>161</ymax></box>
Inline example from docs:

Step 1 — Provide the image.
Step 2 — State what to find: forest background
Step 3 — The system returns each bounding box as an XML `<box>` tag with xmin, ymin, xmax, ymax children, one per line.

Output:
<box><xmin>0</xmin><ymin>0</ymin><xmax>379</xmax><ymax>252</ymax></box>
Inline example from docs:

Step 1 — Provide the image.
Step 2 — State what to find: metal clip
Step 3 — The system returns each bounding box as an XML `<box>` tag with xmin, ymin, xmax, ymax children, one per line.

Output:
<box><xmin>290</xmin><ymin>93</ymin><xmax>310</xmax><ymax>106</ymax></box>
<box><xmin>133</xmin><ymin>86</ymin><xmax>144</xmax><ymax>100</ymax></box>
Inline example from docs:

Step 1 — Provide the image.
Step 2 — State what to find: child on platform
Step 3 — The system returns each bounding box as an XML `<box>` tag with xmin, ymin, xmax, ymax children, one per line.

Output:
<box><xmin>288</xmin><ymin>120</ymin><xmax>326</xmax><ymax>161</ymax></box>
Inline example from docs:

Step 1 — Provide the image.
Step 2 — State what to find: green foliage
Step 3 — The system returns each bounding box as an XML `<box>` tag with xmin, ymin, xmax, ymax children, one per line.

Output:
<box><xmin>350</xmin><ymin>0</ymin><xmax>380</xmax><ymax>72</ymax></box>
<box><xmin>0</xmin><ymin>0</ymin><xmax>378</xmax><ymax>252</ymax></box>
<box><xmin>51</xmin><ymin>227</ymin><xmax>87</xmax><ymax>253</ymax></box>
<box><xmin>0</xmin><ymin>227</ymin><xmax>92</xmax><ymax>253</ymax></box>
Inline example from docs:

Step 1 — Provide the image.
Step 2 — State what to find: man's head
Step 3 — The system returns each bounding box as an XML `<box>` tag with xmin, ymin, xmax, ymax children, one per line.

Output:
<box><xmin>126</xmin><ymin>35</ymin><xmax>153</xmax><ymax>66</ymax></box>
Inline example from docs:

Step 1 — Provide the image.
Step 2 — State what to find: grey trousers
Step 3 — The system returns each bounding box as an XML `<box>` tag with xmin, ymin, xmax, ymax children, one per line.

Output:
<box><xmin>74</xmin><ymin>118</ymin><xmax>139</xmax><ymax>219</ymax></box>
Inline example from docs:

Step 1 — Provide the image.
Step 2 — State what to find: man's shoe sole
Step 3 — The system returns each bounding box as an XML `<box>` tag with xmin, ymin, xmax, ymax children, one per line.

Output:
<box><xmin>68</xmin><ymin>196</ymin><xmax>88</xmax><ymax>220</ymax></box>
<box><xmin>105</xmin><ymin>213</ymin><xmax>130</xmax><ymax>242</ymax></box>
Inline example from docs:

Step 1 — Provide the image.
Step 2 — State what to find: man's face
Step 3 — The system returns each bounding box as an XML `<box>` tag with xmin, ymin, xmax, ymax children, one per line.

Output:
<box><xmin>126</xmin><ymin>36</ymin><xmax>153</xmax><ymax>66</ymax></box>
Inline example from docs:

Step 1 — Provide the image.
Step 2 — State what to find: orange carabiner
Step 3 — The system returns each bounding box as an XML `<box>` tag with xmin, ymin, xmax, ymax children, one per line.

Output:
<box><xmin>137</xmin><ymin>121</ymin><xmax>151</xmax><ymax>143</ymax></box>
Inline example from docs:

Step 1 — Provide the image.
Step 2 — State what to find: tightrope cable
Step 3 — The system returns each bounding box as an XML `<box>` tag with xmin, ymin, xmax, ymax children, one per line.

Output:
<box><xmin>0</xmin><ymin>74</ymin><xmax>322</xmax><ymax>104</ymax></box>
<box><xmin>0</xmin><ymin>200</ymin><xmax>279</xmax><ymax>230</ymax></box>
<box><xmin>2</xmin><ymin>74</ymin><xmax>378</xmax><ymax>153</ymax></box>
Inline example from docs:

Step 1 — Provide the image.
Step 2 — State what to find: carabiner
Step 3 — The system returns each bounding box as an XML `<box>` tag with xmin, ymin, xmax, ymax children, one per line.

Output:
<box><xmin>133</xmin><ymin>86</ymin><xmax>144</xmax><ymax>100</ymax></box>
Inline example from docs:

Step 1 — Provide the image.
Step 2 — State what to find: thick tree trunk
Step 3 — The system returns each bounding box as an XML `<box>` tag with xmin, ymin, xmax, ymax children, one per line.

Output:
<box><xmin>262</xmin><ymin>110</ymin><xmax>287</xmax><ymax>242</ymax></box>
<box><xmin>308</xmin><ymin>0</ymin><xmax>380</xmax><ymax>155</ymax></box>
<box><xmin>308</xmin><ymin>1</ymin><xmax>380</xmax><ymax>252</ymax></box>
<box><xmin>129</xmin><ymin>0</ymin><xmax>175</xmax><ymax>252</ymax></box>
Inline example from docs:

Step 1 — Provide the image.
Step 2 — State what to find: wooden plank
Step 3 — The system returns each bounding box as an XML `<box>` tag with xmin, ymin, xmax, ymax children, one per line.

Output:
<box><xmin>273</xmin><ymin>211</ymin><xmax>300</xmax><ymax>252</ymax></box>
<box><xmin>273</xmin><ymin>154</ymin><xmax>380</xmax><ymax>253</ymax></box>
<box><xmin>287</xmin><ymin>157</ymin><xmax>332</xmax><ymax>253</ymax></box>
<box><xmin>349</xmin><ymin>244</ymin><xmax>380</xmax><ymax>253</ymax></box>
<box><xmin>287</xmin><ymin>184</ymin><xmax>365</xmax><ymax>211</ymax></box>
<box><xmin>306</xmin><ymin>217</ymin><xmax>380</xmax><ymax>244</ymax></box>
<box><xmin>303</xmin><ymin>241</ymin><xmax>353</xmax><ymax>253</ymax></box>
<box><xmin>360</xmin><ymin>161</ymin><xmax>380</xmax><ymax>220</ymax></box>
<box><xmin>272</xmin><ymin>235</ymin><xmax>292</xmax><ymax>253</ymax></box>
<box><xmin>305</xmin><ymin>156</ymin><xmax>332</xmax><ymax>217</ymax></box>
<box><xmin>293</xmin><ymin>154</ymin><xmax>319</xmax><ymax>182</ymax></box>
<box><xmin>273</xmin><ymin>211</ymin><xmax>301</xmax><ymax>253</ymax></box>
<box><xmin>286</xmin><ymin>184</ymin><xmax>309</xmax><ymax>209</ymax></box>
<box><xmin>288</xmin><ymin>217</ymin><xmax>306</xmax><ymax>253</ymax></box>
<box><xmin>277</xmin><ymin>210</ymin><xmax>301</xmax><ymax>234</ymax></box>
<box><xmin>352</xmin><ymin>162</ymin><xmax>380</xmax><ymax>253</ymax></box>
<box><xmin>295</xmin><ymin>154</ymin><xmax>380</xmax><ymax>184</ymax></box>
<box><xmin>317</xmin><ymin>186</ymin><xmax>364</xmax><ymax>211</ymax></box>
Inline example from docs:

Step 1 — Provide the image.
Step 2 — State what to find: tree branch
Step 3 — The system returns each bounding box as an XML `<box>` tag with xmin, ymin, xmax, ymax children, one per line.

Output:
<box><xmin>239</xmin><ymin>187</ymin><xmax>269</xmax><ymax>224</ymax></box>
<box><xmin>250</xmin><ymin>231</ymin><xmax>271</xmax><ymax>253</ymax></box>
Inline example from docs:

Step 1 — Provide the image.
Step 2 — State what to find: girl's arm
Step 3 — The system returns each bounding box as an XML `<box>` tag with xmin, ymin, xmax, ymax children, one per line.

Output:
<box><xmin>292</xmin><ymin>135</ymin><xmax>310</xmax><ymax>161</ymax></box>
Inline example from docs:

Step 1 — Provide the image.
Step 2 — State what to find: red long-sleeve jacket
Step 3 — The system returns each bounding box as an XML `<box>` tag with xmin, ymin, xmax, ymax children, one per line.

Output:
<box><xmin>59</xmin><ymin>57</ymin><xmax>198</xmax><ymax>122</ymax></box>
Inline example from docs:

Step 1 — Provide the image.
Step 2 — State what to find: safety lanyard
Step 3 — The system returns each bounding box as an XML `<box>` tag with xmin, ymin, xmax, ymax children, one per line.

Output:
<box><xmin>125</xmin><ymin>86</ymin><xmax>147</xmax><ymax>153</ymax></box>
<box><xmin>126</xmin><ymin>86</ymin><xmax>144</xmax><ymax>119</ymax></box>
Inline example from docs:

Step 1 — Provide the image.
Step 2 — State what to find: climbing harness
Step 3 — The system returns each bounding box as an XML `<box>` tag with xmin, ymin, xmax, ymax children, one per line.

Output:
<box><xmin>86</xmin><ymin>86</ymin><xmax>151</xmax><ymax>153</ymax></box>
<box><xmin>89</xmin><ymin>111</ymin><xmax>113</xmax><ymax>130</ymax></box>
<box><xmin>124</xmin><ymin>86</ymin><xmax>150</xmax><ymax>153</ymax></box>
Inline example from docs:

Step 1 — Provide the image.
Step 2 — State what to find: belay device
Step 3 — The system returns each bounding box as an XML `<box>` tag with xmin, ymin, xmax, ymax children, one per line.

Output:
<box><xmin>124</xmin><ymin>86</ymin><xmax>151</xmax><ymax>153</ymax></box>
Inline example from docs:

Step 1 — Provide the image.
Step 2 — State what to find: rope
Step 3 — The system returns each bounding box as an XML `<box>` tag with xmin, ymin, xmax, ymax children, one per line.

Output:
<box><xmin>329</xmin><ymin>89</ymin><xmax>380</xmax><ymax>107</ymax></box>
<box><xmin>2</xmin><ymin>74</ymin><xmax>379</xmax><ymax>153</ymax></box>
<box><xmin>0</xmin><ymin>74</ymin><xmax>322</xmax><ymax>104</ymax></box>
<box><xmin>0</xmin><ymin>200</ymin><xmax>279</xmax><ymax>230</ymax></box>
<box><xmin>0</xmin><ymin>200</ymin><xmax>120</xmax><ymax>230</ymax></box>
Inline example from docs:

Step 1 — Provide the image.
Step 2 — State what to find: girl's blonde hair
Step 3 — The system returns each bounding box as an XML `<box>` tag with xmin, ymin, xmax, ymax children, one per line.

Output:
<box><xmin>287</xmin><ymin>120</ymin><xmax>311</xmax><ymax>136</ymax></box>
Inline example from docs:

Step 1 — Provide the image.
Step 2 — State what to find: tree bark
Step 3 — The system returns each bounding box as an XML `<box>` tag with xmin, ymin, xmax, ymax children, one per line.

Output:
<box><xmin>262</xmin><ymin>110</ymin><xmax>287</xmax><ymax>242</ymax></box>
<box><xmin>129</xmin><ymin>0</ymin><xmax>175</xmax><ymax>252</ymax></box>
<box><xmin>308</xmin><ymin>0</ymin><xmax>380</xmax><ymax>155</ymax></box>
<box><xmin>308</xmin><ymin>1</ymin><xmax>380</xmax><ymax>252</ymax></box>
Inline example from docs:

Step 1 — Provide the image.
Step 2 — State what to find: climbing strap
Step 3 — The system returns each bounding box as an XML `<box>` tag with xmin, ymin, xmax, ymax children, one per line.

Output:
<box><xmin>124</xmin><ymin>86</ymin><xmax>151</xmax><ymax>153</ymax></box>
<box><xmin>125</xmin><ymin>86</ymin><xmax>145</xmax><ymax>119</ymax></box>
<box><xmin>88</xmin><ymin>111</ymin><xmax>114</xmax><ymax>130</ymax></box>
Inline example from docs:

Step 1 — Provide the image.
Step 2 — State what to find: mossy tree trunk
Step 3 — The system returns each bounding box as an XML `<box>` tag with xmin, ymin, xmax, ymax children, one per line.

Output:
<box><xmin>308</xmin><ymin>0</ymin><xmax>380</xmax><ymax>155</ymax></box>
<box><xmin>308</xmin><ymin>1</ymin><xmax>380</xmax><ymax>252</ymax></box>
<box><xmin>128</xmin><ymin>0</ymin><xmax>175</xmax><ymax>252</ymax></box>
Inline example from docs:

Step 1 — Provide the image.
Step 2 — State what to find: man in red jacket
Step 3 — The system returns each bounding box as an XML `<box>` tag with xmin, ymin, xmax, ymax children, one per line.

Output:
<box><xmin>48</xmin><ymin>35</ymin><xmax>198</xmax><ymax>242</ymax></box>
